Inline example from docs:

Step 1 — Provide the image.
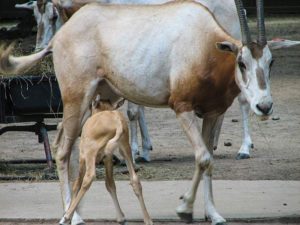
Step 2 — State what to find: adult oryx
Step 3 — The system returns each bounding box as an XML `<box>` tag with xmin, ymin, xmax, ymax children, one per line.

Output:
<box><xmin>0</xmin><ymin>0</ymin><xmax>294</xmax><ymax>224</ymax></box>
<box><xmin>17</xmin><ymin>0</ymin><xmax>300</xmax><ymax>161</ymax></box>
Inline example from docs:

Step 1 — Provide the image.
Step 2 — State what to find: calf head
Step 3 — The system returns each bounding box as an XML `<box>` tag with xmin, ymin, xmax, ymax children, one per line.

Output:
<box><xmin>15</xmin><ymin>0</ymin><xmax>59</xmax><ymax>51</ymax></box>
<box><xmin>91</xmin><ymin>95</ymin><xmax>125</xmax><ymax>115</ymax></box>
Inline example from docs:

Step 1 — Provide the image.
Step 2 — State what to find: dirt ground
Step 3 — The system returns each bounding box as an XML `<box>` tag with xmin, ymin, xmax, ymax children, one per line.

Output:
<box><xmin>0</xmin><ymin>16</ymin><xmax>300</xmax><ymax>181</ymax></box>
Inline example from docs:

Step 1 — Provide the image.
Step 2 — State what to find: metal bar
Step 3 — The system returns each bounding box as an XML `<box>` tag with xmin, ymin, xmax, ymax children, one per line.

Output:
<box><xmin>0</xmin><ymin>159</ymin><xmax>55</xmax><ymax>164</ymax></box>
<box><xmin>39</xmin><ymin>124</ymin><xmax>54</xmax><ymax>169</ymax></box>
<box><xmin>0</xmin><ymin>124</ymin><xmax>37</xmax><ymax>135</ymax></box>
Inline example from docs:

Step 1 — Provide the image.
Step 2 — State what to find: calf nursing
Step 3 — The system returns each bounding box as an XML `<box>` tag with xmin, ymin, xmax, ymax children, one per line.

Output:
<box><xmin>59</xmin><ymin>96</ymin><xmax>153</xmax><ymax>225</ymax></box>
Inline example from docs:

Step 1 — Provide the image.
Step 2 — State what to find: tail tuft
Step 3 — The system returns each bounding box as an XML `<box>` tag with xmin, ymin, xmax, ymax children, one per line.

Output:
<box><xmin>0</xmin><ymin>43</ymin><xmax>16</xmax><ymax>75</ymax></box>
<box><xmin>0</xmin><ymin>42</ymin><xmax>52</xmax><ymax>76</ymax></box>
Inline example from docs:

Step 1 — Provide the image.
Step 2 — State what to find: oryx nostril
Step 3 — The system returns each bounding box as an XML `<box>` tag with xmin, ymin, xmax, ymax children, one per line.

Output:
<box><xmin>256</xmin><ymin>102</ymin><xmax>273</xmax><ymax>115</ymax></box>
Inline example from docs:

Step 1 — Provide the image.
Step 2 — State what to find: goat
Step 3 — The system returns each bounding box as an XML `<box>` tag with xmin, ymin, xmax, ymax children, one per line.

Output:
<box><xmin>59</xmin><ymin>95</ymin><xmax>152</xmax><ymax>225</ymax></box>
<box><xmin>19</xmin><ymin>0</ymin><xmax>300</xmax><ymax>161</ymax></box>
<box><xmin>0</xmin><ymin>0</ymin><xmax>298</xmax><ymax>224</ymax></box>
<box><xmin>15</xmin><ymin>0</ymin><xmax>62</xmax><ymax>51</ymax></box>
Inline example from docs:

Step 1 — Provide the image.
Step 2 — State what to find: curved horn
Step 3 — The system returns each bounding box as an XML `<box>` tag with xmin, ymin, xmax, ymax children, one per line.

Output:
<box><xmin>234</xmin><ymin>0</ymin><xmax>251</xmax><ymax>45</ymax></box>
<box><xmin>256</xmin><ymin>0</ymin><xmax>267</xmax><ymax>46</ymax></box>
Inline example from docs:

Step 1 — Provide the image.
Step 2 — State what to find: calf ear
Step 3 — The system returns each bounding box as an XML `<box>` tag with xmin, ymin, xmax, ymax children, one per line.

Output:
<box><xmin>92</xmin><ymin>95</ymin><xmax>101</xmax><ymax>109</ymax></box>
<box><xmin>268</xmin><ymin>38</ymin><xmax>300</xmax><ymax>50</ymax></box>
<box><xmin>113</xmin><ymin>98</ymin><xmax>125</xmax><ymax>109</ymax></box>
<box><xmin>216</xmin><ymin>41</ymin><xmax>238</xmax><ymax>55</ymax></box>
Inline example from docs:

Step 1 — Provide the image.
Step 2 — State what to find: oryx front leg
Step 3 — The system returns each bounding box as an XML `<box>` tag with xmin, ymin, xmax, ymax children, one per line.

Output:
<box><xmin>202</xmin><ymin>115</ymin><xmax>226</xmax><ymax>225</ymax></box>
<box><xmin>175</xmin><ymin>111</ymin><xmax>212</xmax><ymax>223</ymax></box>
<box><xmin>237</xmin><ymin>94</ymin><xmax>253</xmax><ymax>160</ymax></box>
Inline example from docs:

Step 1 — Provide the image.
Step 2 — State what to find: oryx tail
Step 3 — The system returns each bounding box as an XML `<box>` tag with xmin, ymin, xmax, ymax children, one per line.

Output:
<box><xmin>0</xmin><ymin>43</ymin><xmax>52</xmax><ymax>75</ymax></box>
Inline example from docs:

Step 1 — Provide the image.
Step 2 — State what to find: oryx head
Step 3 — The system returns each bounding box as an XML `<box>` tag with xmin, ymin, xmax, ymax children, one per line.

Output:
<box><xmin>15</xmin><ymin>0</ymin><xmax>60</xmax><ymax>51</ymax></box>
<box><xmin>217</xmin><ymin>0</ymin><xmax>274</xmax><ymax>117</ymax></box>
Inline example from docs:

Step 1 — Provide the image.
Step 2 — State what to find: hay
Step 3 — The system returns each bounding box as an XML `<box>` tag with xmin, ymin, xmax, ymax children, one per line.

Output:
<box><xmin>12</xmin><ymin>41</ymin><xmax>55</xmax><ymax>77</ymax></box>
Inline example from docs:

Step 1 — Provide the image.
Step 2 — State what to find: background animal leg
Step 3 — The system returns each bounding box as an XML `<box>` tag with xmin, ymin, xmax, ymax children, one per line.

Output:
<box><xmin>202</xmin><ymin>115</ymin><xmax>226</xmax><ymax>225</ymax></box>
<box><xmin>175</xmin><ymin>111</ymin><xmax>212</xmax><ymax>223</ymax></box>
<box><xmin>127</xmin><ymin>102</ymin><xmax>139</xmax><ymax>161</ymax></box>
<box><xmin>237</xmin><ymin>94</ymin><xmax>253</xmax><ymax>160</ymax></box>
<box><xmin>138</xmin><ymin>106</ymin><xmax>153</xmax><ymax>162</ymax></box>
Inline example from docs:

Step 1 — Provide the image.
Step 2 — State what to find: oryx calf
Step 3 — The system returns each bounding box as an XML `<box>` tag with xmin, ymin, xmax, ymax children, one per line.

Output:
<box><xmin>59</xmin><ymin>95</ymin><xmax>153</xmax><ymax>225</ymax></box>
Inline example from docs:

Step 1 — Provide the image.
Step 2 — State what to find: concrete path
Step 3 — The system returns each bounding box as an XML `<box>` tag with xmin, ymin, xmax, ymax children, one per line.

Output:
<box><xmin>0</xmin><ymin>180</ymin><xmax>299</xmax><ymax>222</ymax></box>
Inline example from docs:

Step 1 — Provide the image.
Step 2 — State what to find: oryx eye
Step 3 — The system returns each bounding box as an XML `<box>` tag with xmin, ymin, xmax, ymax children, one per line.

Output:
<box><xmin>238</xmin><ymin>61</ymin><xmax>246</xmax><ymax>71</ymax></box>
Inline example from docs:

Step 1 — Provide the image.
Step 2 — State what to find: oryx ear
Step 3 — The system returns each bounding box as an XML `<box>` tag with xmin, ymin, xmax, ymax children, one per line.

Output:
<box><xmin>15</xmin><ymin>1</ymin><xmax>36</xmax><ymax>10</ymax></box>
<box><xmin>268</xmin><ymin>38</ymin><xmax>300</xmax><ymax>50</ymax></box>
<box><xmin>216</xmin><ymin>41</ymin><xmax>238</xmax><ymax>55</ymax></box>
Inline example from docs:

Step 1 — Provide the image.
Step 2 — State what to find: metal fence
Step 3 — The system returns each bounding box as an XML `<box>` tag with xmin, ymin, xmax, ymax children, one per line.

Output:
<box><xmin>244</xmin><ymin>0</ymin><xmax>300</xmax><ymax>14</ymax></box>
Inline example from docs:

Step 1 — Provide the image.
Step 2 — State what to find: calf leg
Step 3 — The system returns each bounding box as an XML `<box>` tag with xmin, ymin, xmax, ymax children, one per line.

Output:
<box><xmin>103</xmin><ymin>155</ymin><xmax>127</xmax><ymax>224</ymax></box>
<box><xmin>202</xmin><ymin>115</ymin><xmax>226</xmax><ymax>225</ymax></box>
<box><xmin>138</xmin><ymin>106</ymin><xmax>153</xmax><ymax>162</ymax></box>
<box><xmin>119</xmin><ymin>140</ymin><xmax>153</xmax><ymax>225</ymax></box>
<box><xmin>175</xmin><ymin>111</ymin><xmax>224</xmax><ymax>225</ymax></box>
<box><xmin>237</xmin><ymin>94</ymin><xmax>253</xmax><ymax>160</ymax></box>
<box><xmin>60</xmin><ymin>152</ymin><xmax>96</xmax><ymax>224</ymax></box>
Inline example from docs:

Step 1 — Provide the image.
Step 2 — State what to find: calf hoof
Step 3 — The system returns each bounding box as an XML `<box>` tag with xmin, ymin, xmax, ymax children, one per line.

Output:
<box><xmin>236</xmin><ymin>153</ymin><xmax>250</xmax><ymax>160</ymax></box>
<box><xmin>177</xmin><ymin>212</ymin><xmax>193</xmax><ymax>223</ymax></box>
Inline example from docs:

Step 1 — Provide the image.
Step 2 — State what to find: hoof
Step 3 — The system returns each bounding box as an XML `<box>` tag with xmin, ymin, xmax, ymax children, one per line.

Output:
<box><xmin>71</xmin><ymin>222</ymin><xmax>85</xmax><ymax>225</ymax></box>
<box><xmin>177</xmin><ymin>212</ymin><xmax>193</xmax><ymax>223</ymax></box>
<box><xmin>251</xmin><ymin>143</ymin><xmax>254</xmax><ymax>148</ymax></box>
<box><xmin>135</xmin><ymin>156</ymin><xmax>150</xmax><ymax>163</ymax></box>
<box><xmin>215</xmin><ymin>223</ymin><xmax>227</xmax><ymax>225</ymax></box>
<box><xmin>236</xmin><ymin>153</ymin><xmax>250</xmax><ymax>160</ymax></box>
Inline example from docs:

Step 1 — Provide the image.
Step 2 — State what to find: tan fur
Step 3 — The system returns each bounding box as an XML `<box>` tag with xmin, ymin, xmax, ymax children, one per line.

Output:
<box><xmin>61</xmin><ymin>97</ymin><xmax>153</xmax><ymax>225</ymax></box>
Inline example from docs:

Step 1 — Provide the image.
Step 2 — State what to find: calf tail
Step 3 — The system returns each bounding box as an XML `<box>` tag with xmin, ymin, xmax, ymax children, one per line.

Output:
<box><xmin>0</xmin><ymin>42</ymin><xmax>52</xmax><ymax>76</ymax></box>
